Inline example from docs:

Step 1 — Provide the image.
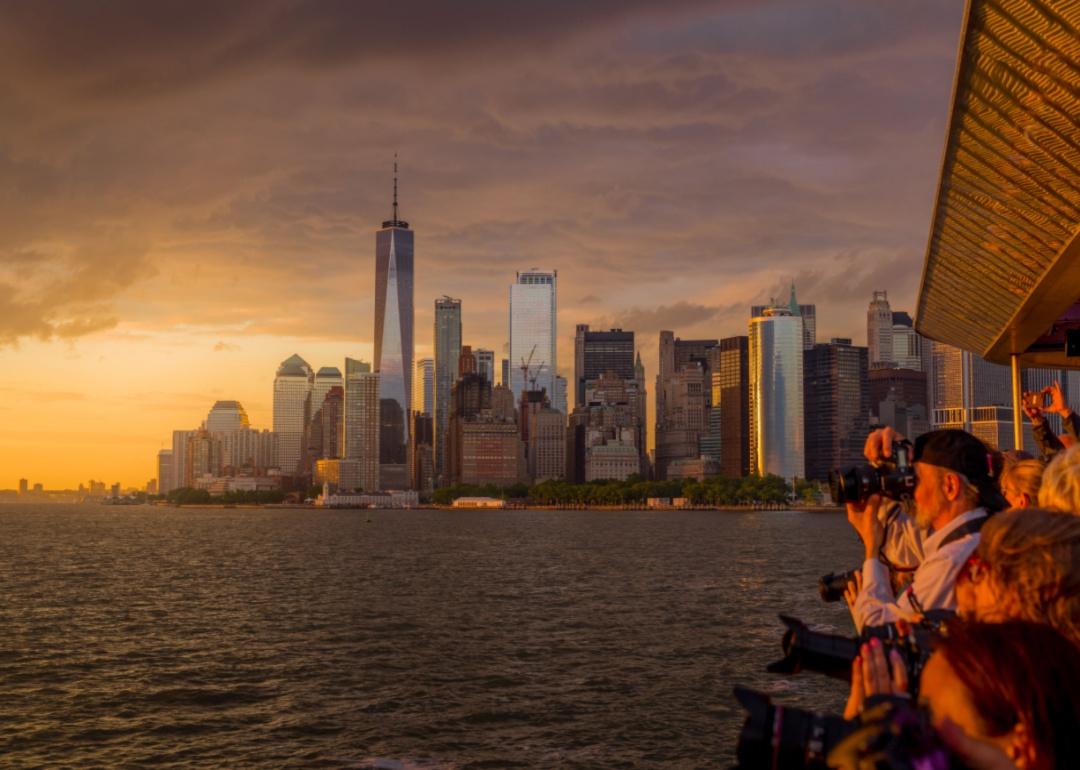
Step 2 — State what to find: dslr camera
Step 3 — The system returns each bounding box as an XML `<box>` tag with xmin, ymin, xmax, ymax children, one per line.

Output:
<box><xmin>829</xmin><ymin>440</ymin><xmax>916</xmax><ymax>506</ymax></box>
<box><xmin>731</xmin><ymin>689</ymin><xmax>962</xmax><ymax>770</ymax></box>
<box><xmin>766</xmin><ymin>614</ymin><xmax>946</xmax><ymax>691</ymax></box>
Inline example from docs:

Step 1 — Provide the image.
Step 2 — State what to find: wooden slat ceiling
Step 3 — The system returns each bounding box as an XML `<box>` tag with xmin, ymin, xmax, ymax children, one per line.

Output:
<box><xmin>915</xmin><ymin>0</ymin><xmax>1080</xmax><ymax>367</ymax></box>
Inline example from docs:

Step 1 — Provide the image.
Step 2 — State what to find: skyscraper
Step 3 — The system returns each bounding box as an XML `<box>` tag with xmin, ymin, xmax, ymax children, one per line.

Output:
<box><xmin>573</xmin><ymin>325</ymin><xmax>635</xmax><ymax>410</ymax></box>
<box><xmin>749</xmin><ymin>308</ymin><xmax>805</xmax><ymax>481</ymax></box>
<box><xmin>171</xmin><ymin>429</ymin><xmax>196</xmax><ymax>490</ymax></box>
<box><xmin>752</xmin><ymin>282</ymin><xmax>816</xmax><ymax>350</ymax></box>
<box><xmin>205</xmin><ymin>400</ymin><xmax>250</xmax><ymax>433</ymax></box>
<box><xmin>434</xmin><ymin>296</ymin><xmax>462</xmax><ymax>484</ymax></box>
<box><xmin>716</xmin><ymin>336</ymin><xmax>750</xmax><ymax>478</ymax></box>
<box><xmin>459</xmin><ymin>345</ymin><xmax>477</xmax><ymax>376</ymax></box>
<box><xmin>312</xmin><ymin>367</ymin><xmax>344</xmax><ymax>419</ymax></box>
<box><xmin>509</xmin><ymin>269</ymin><xmax>557</xmax><ymax>404</ymax></box>
<box><xmin>344</xmin><ymin>358</ymin><xmax>380</xmax><ymax>493</ymax></box>
<box><xmin>804</xmin><ymin>339</ymin><xmax>870</xmax><ymax>482</ymax></box>
<box><xmin>475</xmin><ymin>348</ymin><xmax>495</xmax><ymax>385</ymax></box>
<box><xmin>654</xmin><ymin>331</ymin><xmax>717</xmax><ymax>479</ymax></box>
<box><xmin>413</xmin><ymin>358</ymin><xmax>434</xmax><ymax>417</ymax></box>
<box><xmin>273</xmin><ymin>354</ymin><xmax>313</xmax><ymax>476</ymax></box>
<box><xmin>867</xmin><ymin>290</ymin><xmax>894</xmax><ymax>368</ymax></box>
<box><xmin>374</xmin><ymin>161</ymin><xmax>414</xmax><ymax>488</ymax></box>
<box><xmin>157</xmin><ymin>450</ymin><xmax>174</xmax><ymax>495</ymax></box>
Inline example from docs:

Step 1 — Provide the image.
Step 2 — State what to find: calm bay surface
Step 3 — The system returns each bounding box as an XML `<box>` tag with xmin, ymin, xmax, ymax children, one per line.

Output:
<box><xmin>0</xmin><ymin>505</ymin><xmax>862</xmax><ymax>768</ymax></box>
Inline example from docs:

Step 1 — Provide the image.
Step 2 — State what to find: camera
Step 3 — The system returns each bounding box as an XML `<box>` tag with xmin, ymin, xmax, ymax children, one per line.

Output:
<box><xmin>766</xmin><ymin>615</ymin><xmax>945</xmax><ymax>691</ymax></box>
<box><xmin>731</xmin><ymin>687</ymin><xmax>853</xmax><ymax>770</ymax></box>
<box><xmin>818</xmin><ymin>568</ymin><xmax>858</xmax><ymax>602</ymax></box>
<box><xmin>731</xmin><ymin>689</ymin><xmax>962</xmax><ymax>770</ymax></box>
<box><xmin>829</xmin><ymin>440</ymin><xmax>916</xmax><ymax>505</ymax></box>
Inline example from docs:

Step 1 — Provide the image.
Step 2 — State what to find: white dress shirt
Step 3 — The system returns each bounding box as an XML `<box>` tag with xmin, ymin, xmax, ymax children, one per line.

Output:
<box><xmin>854</xmin><ymin>507</ymin><xmax>987</xmax><ymax>631</ymax></box>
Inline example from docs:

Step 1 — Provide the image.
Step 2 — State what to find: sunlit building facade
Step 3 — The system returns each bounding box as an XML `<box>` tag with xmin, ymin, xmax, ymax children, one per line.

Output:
<box><xmin>205</xmin><ymin>400</ymin><xmax>250</xmax><ymax>433</ymax></box>
<box><xmin>509</xmin><ymin>269</ymin><xmax>557</xmax><ymax>405</ymax></box>
<box><xmin>434</xmin><ymin>297</ymin><xmax>462</xmax><ymax>484</ymax></box>
<box><xmin>273</xmin><ymin>354</ymin><xmax>313</xmax><ymax>476</ymax></box>
<box><xmin>749</xmin><ymin>308</ymin><xmax>804</xmax><ymax>482</ymax></box>
<box><xmin>715</xmin><ymin>336</ymin><xmax>750</xmax><ymax>478</ymax></box>
<box><xmin>413</xmin><ymin>358</ymin><xmax>434</xmax><ymax>417</ymax></box>
<box><xmin>344</xmin><ymin>358</ymin><xmax>380</xmax><ymax>493</ymax></box>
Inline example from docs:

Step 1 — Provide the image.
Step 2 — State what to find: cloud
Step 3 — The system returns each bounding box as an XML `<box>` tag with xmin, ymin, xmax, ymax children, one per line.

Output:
<box><xmin>0</xmin><ymin>1</ymin><xmax>714</xmax><ymax>100</ymax></box>
<box><xmin>597</xmin><ymin>301</ymin><xmax>745</xmax><ymax>338</ymax></box>
<box><xmin>213</xmin><ymin>341</ymin><xmax>240</xmax><ymax>352</ymax></box>
<box><xmin>0</xmin><ymin>1</ymin><xmax>961</xmax><ymax>352</ymax></box>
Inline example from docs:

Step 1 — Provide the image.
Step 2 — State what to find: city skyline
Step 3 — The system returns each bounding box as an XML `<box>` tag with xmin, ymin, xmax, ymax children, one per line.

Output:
<box><xmin>0</xmin><ymin>2</ymin><xmax>966</xmax><ymax>488</ymax></box>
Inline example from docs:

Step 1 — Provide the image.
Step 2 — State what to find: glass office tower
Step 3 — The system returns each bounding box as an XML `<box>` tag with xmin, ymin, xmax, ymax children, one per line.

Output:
<box><xmin>509</xmin><ymin>269</ymin><xmax>557</xmax><ymax>405</ymax></box>
<box><xmin>434</xmin><ymin>297</ymin><xmax>462</xmax><ymax>484</ymax></box>
<box><xmin>374</xmin><ymin>165</ymin><xmax>414</xmax><ymax>488</ymax></box>
<box><xmin>749</xmin><ymin>309</ymin><xmax>805</xmax><ymax>482</ymax></box>
<box><xmin>273</xmin><ymin>353</ymin><xmax>314</xmax><ymax>476</ymax></box>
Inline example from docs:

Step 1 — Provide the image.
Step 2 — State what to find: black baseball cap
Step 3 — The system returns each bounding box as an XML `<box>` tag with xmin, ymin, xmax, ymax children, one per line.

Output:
<box><xmin>913</xmin><ymin>429</ymin><xmax>1009</xmax><ymax>513</ymax></box>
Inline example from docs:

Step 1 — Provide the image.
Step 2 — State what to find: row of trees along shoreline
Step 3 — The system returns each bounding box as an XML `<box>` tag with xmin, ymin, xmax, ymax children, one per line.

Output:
<box><xmin>160</xmin><ymin>475</ymin><xmax>824</xmax><ymax>507</ymax></box>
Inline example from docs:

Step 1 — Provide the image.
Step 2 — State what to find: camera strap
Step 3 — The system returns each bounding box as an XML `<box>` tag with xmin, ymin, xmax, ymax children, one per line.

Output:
<box><xmin>937</xmin><ymin>514</ymin><xmax>988</xmax><ymax>549</ymax></box>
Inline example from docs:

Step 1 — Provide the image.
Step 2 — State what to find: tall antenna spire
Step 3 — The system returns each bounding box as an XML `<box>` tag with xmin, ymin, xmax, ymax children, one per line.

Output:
<box><xmin>381</xmin><ymin>153</ymin><xmax>409</xmax><ymax>229</ymax></box>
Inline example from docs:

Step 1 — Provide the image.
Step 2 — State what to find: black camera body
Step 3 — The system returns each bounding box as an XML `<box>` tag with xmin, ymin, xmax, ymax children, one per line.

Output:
<box><xmin>818</xmin><ymin>568</ymin><xmax>858</xmax><ymax>602</ymax></box>
<box><xmin>731</xmin><ymin>688</ymin><xmax>961</xmax><ymax>770</ymax></box>
<box><xmin>829</xmin><ymin>441</ymin><xmax>916</xmax><ymax>505</ymax></box>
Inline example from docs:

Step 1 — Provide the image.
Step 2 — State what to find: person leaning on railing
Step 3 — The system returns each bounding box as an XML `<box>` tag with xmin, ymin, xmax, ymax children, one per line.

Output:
<box><xmin>845</xmin><ymin>428</ymin><xmax>1009</xmax><ymax>630</ymax></box>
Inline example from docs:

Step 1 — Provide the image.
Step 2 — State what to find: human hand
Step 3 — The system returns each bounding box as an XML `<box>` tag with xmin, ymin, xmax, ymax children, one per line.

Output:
<box><xmin>843</xmin><ymin>638</ymin><xmax>909</xmax><ymax>720</ymax></box>
<box><xmin>1021</xmin><ymin>391</ymin><xmax>1045</xmax><ymax>424</ymax></box>
<box><xmin>939</xmin><ymin>718</ymin><xmax>1020</xmax><ymax>770</ymax></box>
<box><xmin>846</xmin><ymin>495</ymin><xmax>885</xmax><ymax>559</ymax></box>
<box><xmin>1045</xmin><ymin>381</ymin><xmax>1071</xmax><ymax>418</ymax></box>
<box><xmin>864</xmin><ymin>427</ymin><xmax>905</xmax><ymax>465</ymax></box>
<box><xmin>843</xmin><ymin>570</ymin><xmax>863</xmax><ymax>609</ymax></box>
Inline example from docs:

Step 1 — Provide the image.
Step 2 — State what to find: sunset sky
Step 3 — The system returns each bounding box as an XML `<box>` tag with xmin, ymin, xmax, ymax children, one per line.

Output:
<box><xmin>0</xmin><ymin>1</ymin><xmax>965</xmax><ymax>489</ymax></box>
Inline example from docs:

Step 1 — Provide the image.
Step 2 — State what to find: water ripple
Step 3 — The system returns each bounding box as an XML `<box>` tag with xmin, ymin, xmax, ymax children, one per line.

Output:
<box><xmin>0</xmin><ymin>505</ymin><xmax>861</xmax><ymax>768</ymax></box>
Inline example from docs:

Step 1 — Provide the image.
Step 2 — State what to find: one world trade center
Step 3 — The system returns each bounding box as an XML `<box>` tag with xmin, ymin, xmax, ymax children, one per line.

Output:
<box><xmin>374</xmin><ymin>161</ymin><xmax>414</xmax><ymax>490</ymax></box>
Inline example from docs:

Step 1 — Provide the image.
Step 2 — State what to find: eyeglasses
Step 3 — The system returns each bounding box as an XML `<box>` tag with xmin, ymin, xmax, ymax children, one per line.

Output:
<box><xmin>958</xmin><ymin>552</ymin><xmax>990</xmax><ymax>585</ymax></box>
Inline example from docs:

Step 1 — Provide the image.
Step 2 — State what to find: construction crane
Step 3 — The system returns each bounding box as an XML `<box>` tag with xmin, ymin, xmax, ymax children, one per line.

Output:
<box><xmin>519</xmin><ymin>344</ymin><xmax>544</xmax><ymax>390</ymax></box>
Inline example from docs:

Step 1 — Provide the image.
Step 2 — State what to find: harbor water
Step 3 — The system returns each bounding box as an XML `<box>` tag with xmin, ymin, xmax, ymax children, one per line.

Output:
<box><xmin>0</xmin><ymin>505</ymin><xmax>862</xmax><ymax>768</ymax></box>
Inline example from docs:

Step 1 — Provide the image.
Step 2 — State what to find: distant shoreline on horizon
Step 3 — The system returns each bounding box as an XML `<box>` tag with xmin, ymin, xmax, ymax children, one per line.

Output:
<box><xmin>2</xmin><ymin>501</ymin><xmax>845</xmax><ymax>513</ymax></box>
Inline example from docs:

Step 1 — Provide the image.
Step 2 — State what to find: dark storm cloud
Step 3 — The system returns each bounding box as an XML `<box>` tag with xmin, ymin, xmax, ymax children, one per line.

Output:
<box><xmin>0</xmin><ymin>0</ymin><xmax>713</xmax><ymax>99</ymax></box>
<box><xmin>0</xmin><ymin>1</ymin><xmax>964</xmax><ymax>350</ymax></box>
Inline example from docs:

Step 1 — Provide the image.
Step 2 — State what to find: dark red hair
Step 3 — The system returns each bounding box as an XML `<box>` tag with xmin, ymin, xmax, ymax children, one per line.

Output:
<box><xmin>935</xmin><ymin>621</ymin><xmax>1080</xmax><ymax>770</ymax></box>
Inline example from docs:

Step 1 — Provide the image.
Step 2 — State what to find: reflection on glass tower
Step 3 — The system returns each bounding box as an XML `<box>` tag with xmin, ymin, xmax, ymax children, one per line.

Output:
<box><xmin>374</xmin><ymin>159</ymin><xmax>414</xmax><ymax>489</ymax></box>
<box><xmin>749</xmin><ymin>308</ymin><xmax>805</xmax><ymax>482</ymax></box>
<box><xmin>509</xmin><ymin>269</ymin><xmax>557</xmax><ymax>405</ymax></box>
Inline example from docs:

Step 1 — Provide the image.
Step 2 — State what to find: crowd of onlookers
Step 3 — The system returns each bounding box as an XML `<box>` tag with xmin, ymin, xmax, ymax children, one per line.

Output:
<box><xmin>834</xmin><ymin>382</ymin><xmax>1080</xmax><ymax>770</ymax></box>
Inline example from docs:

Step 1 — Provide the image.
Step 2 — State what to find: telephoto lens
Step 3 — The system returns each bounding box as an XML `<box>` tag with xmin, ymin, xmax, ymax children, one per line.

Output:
<box><xmin>731</xmin><ymin>687</ymin><xmax>854</xmax><ymax>770</ymax></box>
<box><xmin>766</xmin><ymin>614</ymin><xmax>947</xmax><ymax>694</ymax></box>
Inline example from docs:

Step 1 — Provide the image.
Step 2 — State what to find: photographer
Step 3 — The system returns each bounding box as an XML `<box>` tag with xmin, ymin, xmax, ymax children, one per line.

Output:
<box><xmin>1023</xmin><ymin>381</ymin><xmax>1078</xmax><ymax>463</ymax></box>
<box><xmin>847</xmin><ymin>429</ymin><xmax>1008</xmax><ymax>630</ymax></box>
<box><xmin>836</xmin><ymin>620</ymin><xmax>1080</xmax><ymax>770</ymax></box>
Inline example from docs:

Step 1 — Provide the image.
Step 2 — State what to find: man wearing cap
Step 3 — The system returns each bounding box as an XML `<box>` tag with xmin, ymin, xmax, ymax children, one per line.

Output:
<box><xmin>847</xmin><ymin>427</ymin><xmax>1008</xmax><ymax>631</ymax></box>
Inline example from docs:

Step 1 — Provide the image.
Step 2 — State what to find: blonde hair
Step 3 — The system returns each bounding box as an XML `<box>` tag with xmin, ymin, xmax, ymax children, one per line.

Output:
<box><xmin>978</xmin><ymin>508</ymin><xmax>1080</xmax><ymax>647</ymax></box>
<box><xmin>1038</xmin><ymin>444</ymin><xmax>1080</xmax><ymax>514</ymax></box>
<box><xmin>999</xmin><ymin>458</ymin><xmax>1045</xmax><ymax>507</ymax></box>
